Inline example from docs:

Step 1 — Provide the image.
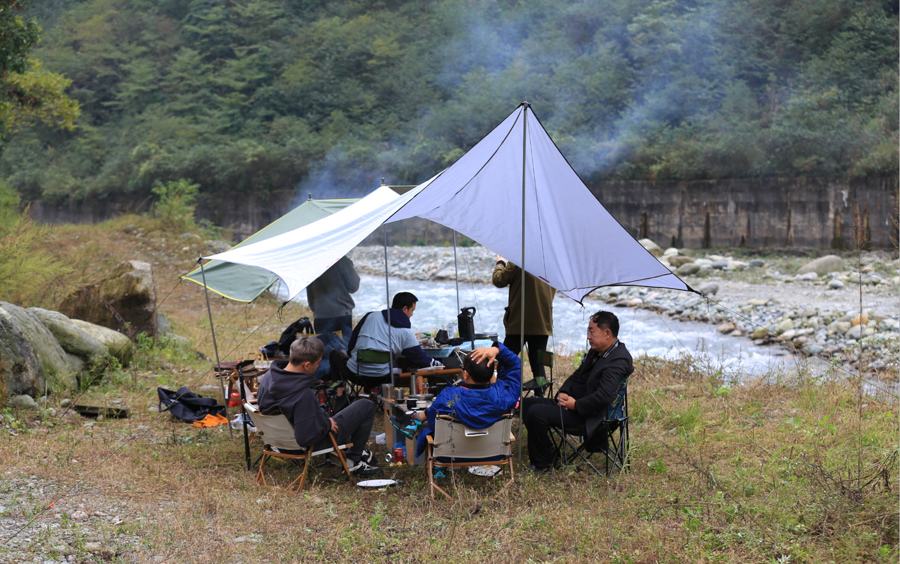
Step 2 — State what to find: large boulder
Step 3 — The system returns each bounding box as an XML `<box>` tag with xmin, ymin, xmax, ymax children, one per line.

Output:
<box><xmin>58</xmin><ymin>260</ymin><xmax>158</xmax><ymax>337</ymax></box>
<box><xmin>70</xmin><ymin>319</ymin><xmax>133</xmax><ymax>367</ymax></box>
<box><xmin>0</xmin><ymin>302</ymin><xmax>80</xmax><ymax>399</ymax></box>
<box><xmin>638</xmin><ymin>239</ymin><xmax>663</xmax><ymax>258</ymax></box>
<box><xmin>797</xmin><ymin>255</ymin><xmax>844</xmax><ymax>276</ymax></box>
<box><xmin>668</xmin><ymin>256</ymin><xmax>694</xmax><ymax>267</ymax></box>
<box><xmin>29</xmin><ymin>308</ymin><xmax>106</xmax><ymax>362</ymax></box>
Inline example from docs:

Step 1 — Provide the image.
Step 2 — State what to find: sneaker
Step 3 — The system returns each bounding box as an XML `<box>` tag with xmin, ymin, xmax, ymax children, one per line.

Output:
<box><xmin>348</xmin><ymin>459</ymin><xmax>383</xmax><ymax>478</ymax></box>
<box><xmin>360</xmin><ymin>448</ymin><xmax>377</xmax><ymax>466</ymax></box>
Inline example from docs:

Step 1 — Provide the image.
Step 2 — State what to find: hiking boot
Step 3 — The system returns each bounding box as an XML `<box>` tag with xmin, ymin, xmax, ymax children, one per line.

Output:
<box><xmin>348</xmin><ymin>459</ymin><xmax>383</xmax><ymax>478</ymax></box>
<box><xmin>525</xmin><ymin>464</ymin><xmax>551</xmax><ymax>476</ymax></box>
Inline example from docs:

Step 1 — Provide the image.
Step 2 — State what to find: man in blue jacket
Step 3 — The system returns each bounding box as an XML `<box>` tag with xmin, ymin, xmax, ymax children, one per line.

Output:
<box><xmin>392</xmin><ymin>342</ymin><xmax>521</xmax><ymax>457</ymax></box>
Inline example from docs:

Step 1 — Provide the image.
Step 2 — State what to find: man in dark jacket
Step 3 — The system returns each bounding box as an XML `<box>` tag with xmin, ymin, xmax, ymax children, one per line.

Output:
<box><xmin>307</xmin><ymin>256</ymin><xmax>360</xmax><ymax>341</ymax></box>
<box><xmin>522</xmin><ymin>310</ymin><xmax>633</xmax><ymax>473</ymax></box>
<box><xmin>256</xmin><ymin>335</ymin><xmax>382</xmax><ymax>477</ymax></box>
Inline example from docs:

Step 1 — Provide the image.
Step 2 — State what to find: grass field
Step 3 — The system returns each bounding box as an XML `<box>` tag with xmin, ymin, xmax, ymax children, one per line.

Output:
<box><xmin>1</xmin><ymin>214</ymin><xmax>897</xmax><ymax>563</ymax></box>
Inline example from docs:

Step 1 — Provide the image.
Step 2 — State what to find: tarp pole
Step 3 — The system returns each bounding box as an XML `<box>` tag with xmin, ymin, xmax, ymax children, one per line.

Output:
<box><xmin>383</xmin><ymin>225</ymin><xmax>394</xmax><ymax>389</ymax></box>
<box><xmin>199</xmin><ymin>259</ymin><xmax>233</xmax><ymax>440</ymax></box>
<box><xmin>452</xmin><ymin>231</ymin><xmax>460</xmax><ymax>313</ymax></box>
<box><xmin>518</xmin><ymin>105</ymin><xmax>528</xmax><ymax>465</ymax></box>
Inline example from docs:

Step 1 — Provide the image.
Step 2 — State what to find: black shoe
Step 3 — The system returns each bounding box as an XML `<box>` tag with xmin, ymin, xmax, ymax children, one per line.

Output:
<box><xmin>348</xmin><ymin>459</ymin><xmax>383</xmax><ymax>478</ymax></box>
<box><xmin>360</xmin><ymin>448</ymin><xmax>377</xmax><ymax>466</ymax></box>
<box><xmin>526</xmin><ymin>464</ymin><xmax>551</xmax><ymax>476</ymax></box>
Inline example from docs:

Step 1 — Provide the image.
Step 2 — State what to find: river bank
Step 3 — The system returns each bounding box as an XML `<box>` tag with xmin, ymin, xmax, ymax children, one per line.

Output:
<box><xmin>347</xmin><ymin>245</ymin><xmax>899</xmax><ymax>379</ymax></box>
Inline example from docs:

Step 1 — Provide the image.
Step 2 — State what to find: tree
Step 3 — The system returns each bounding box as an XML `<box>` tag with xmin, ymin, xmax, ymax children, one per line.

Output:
<box><xmin>0</xmin><ymin>0</ymin><xmax>79</xmax><ymax>142</ymax></box>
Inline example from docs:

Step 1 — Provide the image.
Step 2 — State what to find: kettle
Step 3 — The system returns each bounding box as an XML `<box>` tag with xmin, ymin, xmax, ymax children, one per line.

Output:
<box><xmin>457</xmin><ymin>307</ymin><xmax>476</xmax><ymax>341</ymax></box>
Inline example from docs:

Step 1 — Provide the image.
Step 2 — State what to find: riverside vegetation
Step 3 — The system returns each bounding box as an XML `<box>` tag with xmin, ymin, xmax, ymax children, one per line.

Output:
<box><xmin>0</xmin><ymin>203</ymin><xmax>897</xmax><ymax>562</ymax></box>
<box><xmin>2</xmin><ymin>0</ymin><xmax>897</xmax><ymax>210</ymax></box>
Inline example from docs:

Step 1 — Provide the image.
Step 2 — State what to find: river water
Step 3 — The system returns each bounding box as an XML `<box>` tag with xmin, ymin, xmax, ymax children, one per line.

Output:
<box><xmin>293</xmin><ymin>275</ymin><xmax>806</xmax><ymax>378</ymax></box>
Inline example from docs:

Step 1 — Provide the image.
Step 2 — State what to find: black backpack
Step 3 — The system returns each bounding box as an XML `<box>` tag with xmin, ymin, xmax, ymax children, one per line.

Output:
<box><xmin>157</xmin><ymin>386</ymin><xmax>227</xmax><ymax>423</ymax></box>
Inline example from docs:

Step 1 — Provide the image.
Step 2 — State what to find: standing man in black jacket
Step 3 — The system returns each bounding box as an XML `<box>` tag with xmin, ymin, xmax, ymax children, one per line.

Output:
<box><xmin>256</xmin><ymin>335</ymin><xmax>382</xmax><ymax>477</ymax></box>
<box><xmin>522</xmin><ymin>310</ymin><xmax>633</xmax><ymax>473</ymax></box>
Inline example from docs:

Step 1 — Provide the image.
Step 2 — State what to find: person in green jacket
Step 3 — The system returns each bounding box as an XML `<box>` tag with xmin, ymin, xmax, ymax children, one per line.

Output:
<box><xmin>492</xmin><ymin>255</ymin><xmax>555</xmax><ymax>396</ymax></box>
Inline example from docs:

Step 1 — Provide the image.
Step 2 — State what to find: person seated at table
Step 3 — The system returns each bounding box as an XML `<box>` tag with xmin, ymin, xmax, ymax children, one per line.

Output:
<box><xmin>333</xmin><ymin>292</ymin><xmax>442</xmax><ymax>389</ymax></box>
<box><xmin>521</xmin><ymin>310</ymin><xmax>633</xmax><ymax>474</ymax></box>
<box><xmin>392</xmin><ymin>342</ymin><xmax>521</xmax><ymax>458</ymax></box>
<box><xmin>257</xmin><ymin>335</ymin><xmax>382</xmax><ymax>477</ymax></box>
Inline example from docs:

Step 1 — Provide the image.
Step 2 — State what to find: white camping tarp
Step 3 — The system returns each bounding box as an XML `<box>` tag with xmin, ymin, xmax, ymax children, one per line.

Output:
<box><xmin>204</xmin><ymin>105</ymin><xmax>694</xmax><ymax>304</ymax></box>
<box><xmin>203</xmin><ymin>183</ymin><xmax>429</xmax><ymax>300</ymax></box>
<box><xmin>386</xmin><ymin>105</ymin><xmax>694</xmax><ymax>302</ymax></box>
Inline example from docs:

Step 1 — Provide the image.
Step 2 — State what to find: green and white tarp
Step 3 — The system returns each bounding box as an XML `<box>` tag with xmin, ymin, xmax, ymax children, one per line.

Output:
<box><xmin>183</xmin><ymin>197</ymin><xmax>358</xmax><ymax>302</ymax></box>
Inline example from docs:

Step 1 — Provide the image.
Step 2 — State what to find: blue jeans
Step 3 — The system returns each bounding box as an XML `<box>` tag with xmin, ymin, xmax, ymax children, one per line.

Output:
<box><xmin>314</xmin><ymin>315</ymin><xmax>353</xmax><ymax>343</ymax></box>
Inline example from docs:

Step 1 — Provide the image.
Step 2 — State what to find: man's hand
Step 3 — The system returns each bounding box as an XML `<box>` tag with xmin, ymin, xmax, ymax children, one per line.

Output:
<box><xmin>470</xmin><ymin>346</ymin><xmax>499</xmax><ymax>367</ymax></box>
<box><xmin>496</xmin><ymin>254</ymin><xmax>507</xmax><ymax>263</ymax></box>
<box><xmin>329</xmin><ymin>417</ymin><xmax>339</xmax><ymax>434</ymax></box>
<box><xmin>557</xmin><ymin>393</ymin><xmax>576</xmax><ymax>411</ymax></box>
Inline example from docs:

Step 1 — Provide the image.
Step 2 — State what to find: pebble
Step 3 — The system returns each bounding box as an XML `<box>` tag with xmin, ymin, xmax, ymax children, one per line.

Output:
<box><xmin>828</xmin><ymin>279</ymin><xmax>844</xmax><ymax>289</ymax></box>
<box><xmin>71</xmin><ymin>511</ymin><xmax>88</xmax><ymax>520</ymax></box>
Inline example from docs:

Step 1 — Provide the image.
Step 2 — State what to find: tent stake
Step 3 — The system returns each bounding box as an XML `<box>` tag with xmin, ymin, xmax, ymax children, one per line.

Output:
<box><xmin>518</xmin><ymin>104</ymin><xmax>528</xmax><ymax>465</ymax></box>
<box><xmin>199</xmin><ymin>259</ymin><xmax>233</xmax><ymax>440</ymax></box>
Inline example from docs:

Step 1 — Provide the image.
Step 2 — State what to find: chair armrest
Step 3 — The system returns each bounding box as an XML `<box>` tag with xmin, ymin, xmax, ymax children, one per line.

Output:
<box><xmin>426</xmin><ymin>435</ymin><xmax>435</xmax><ymax>444</ymax></box>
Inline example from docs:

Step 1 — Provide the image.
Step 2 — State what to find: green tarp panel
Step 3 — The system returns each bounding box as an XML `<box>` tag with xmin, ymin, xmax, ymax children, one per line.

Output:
<box><xmin>183</xmin><ymin>197</ymin><xmax>358</xmax><ymax>302</ymax></box>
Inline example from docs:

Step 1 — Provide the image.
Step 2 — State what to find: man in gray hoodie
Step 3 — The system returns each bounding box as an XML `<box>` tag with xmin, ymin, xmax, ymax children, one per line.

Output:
<box><xmin>256</xmin><ymin>335</ymin><xmax>382</xmax><ymax>477</ymax></box>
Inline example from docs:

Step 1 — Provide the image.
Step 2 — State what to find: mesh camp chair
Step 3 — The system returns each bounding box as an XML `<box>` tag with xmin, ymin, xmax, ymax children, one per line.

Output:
<box><xmin>244</xmin><ymin>403</ymin><xmax>353</xmax><ymax>491</ymax></box>
<box><xmin>426</xmin><ymin>414</ymin><xmax>515</xmax><ymax>500</ymax></box>
<box><xmin>522</xmin><ymin>349</ymin><xmax>554</xmax><ymax>398</ymax></box>
<box><xmin>552</xmin><ymin>378</ymin><xmax>630</xmax><ymax>477</ymax></box>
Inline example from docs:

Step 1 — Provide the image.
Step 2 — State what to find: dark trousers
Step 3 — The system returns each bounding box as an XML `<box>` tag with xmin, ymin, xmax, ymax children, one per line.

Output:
<box><xmin>314</xmin><ymin>315</ymin><xmax>353</xmax><ymax>343</ymax></box>
<box><xmin>504</xmin><ymin>334</ymin><xmax>549</xmax><ymax>381</ymax></box>
<box><xmin>315</xmin><ymin>399</ymin><xmax>374</xmax><ymax>462</ymax></box>
<box><xmin>522</xmin><ymin>396</ymin><xmax>585</xmax><ymax>469</ymax></box>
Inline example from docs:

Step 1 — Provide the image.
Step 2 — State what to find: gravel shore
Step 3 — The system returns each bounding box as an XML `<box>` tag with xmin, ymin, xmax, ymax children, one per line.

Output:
<box><xmin>348</xmin><ymin>245</ymin><xmax>899</xmax><ymax>375</ymax></box>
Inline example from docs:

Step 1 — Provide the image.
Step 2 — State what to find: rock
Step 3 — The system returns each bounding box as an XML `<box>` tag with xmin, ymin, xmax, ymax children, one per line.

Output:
<box><xmin>716</xmin><ymin>322</ymin><xmax>735</xmax><ymax>334</ymax></box>
<box><xmin>828</xmin><ymin>280</ymin><xmax>844</xmax><ymax>289</ymax></box>
<box><xmin>663</xmin><ymin>248</ymin><xmax>679</xmax><ymax>257</ymax></box>
<box><xmin>800</xmin><ymin>308</ymin><xmax>818</xmax><ymax>318</ymax></box>
<box><xmin>170</xmin><ymin>334</ymin><xmax>191</xmax><ymax>348</ymax></box>
<box><xmin>0</xmin><ymin>302</ymin><xmax>80</xmax><ymax>398</ymax></box>
<box><xmin>851</xmin><ymin>315</ymin><xmax>868</xmax><ymax>327</ymax></box>
<box><xmin>749</xmin><ymin>259</ymin><xmax>765</xmax><ymax>268</ymax></box>
<box><xmin>70</xmin><ymin>320</ymin><xmax>133</xmax><ymax>367</ymax></box>
<box><xmin>845</xmin><ymin>325</ymin><xmax>862</xmax><ymax>340</ymax></box>
<box><xmin>797</xmin><ymin>255</ymin><xmax>844</xmax><ymax>276</ymax></box>
<box><xmin>712</xmin><ymin>260</ymin><xmax>728</xmax><ymax>270</ymax></box>
<box><xmin>71</xmin><ymin>511</ymin><xmax>89</xmax><ymax>521</ymax></box>
<box><xmin>668</xmin><ymin>256</ymin><xmax>694</xmax><ymax>267</ymax></box>
<box><xmin>638</xmin><ymin>239</ymin><xmax>663</xmax><ymax>257</ymax></box>
<box><xmin>9</xmin><ymin>394</ymin><xmax>37</xmax><ymax>409</ymax></box>
<box><xmin>698</xmin><ymin>282</ymin><xmax>719</xmax><ymax>296</ymax></box>
<box><xmin>626</xmin><ymin>298</ymin><xmax>643</xmax><ymax>307</ymax></box>
<box><xmin>57</xmin><ymin>260</ymin><xmax>158</xmax><ymax>337</ymax></box>
<box><xmin>157</xmin><ymin>313</ymin><xmax>172</xmax><ymax>336</ymax></box>
<box><xmin>834</xmin><ymin>321</ymin><xmax>852</xmax><ymax>334</ymax></box>
<box><xmin>59</xmin><ymin>398</ymin><xmax>72</xmax><ymax>407</ymax></box>
<box><xmin>676</xmin><ymin>263</ymin><xmax>701</xmax><ymax>276</ymax></box>
<box><xmin>748</xmin><ymin>299</ymin><xmax>768</xmax><ymax>306</ymax></box>
<box><xmin>729</xmin><ymin>261</ymin><xmax>748</xmax><ymax>271</ymax></box>
<box><xmin>751</xmin><ymin>327</ymin><xmax>769</xmax><ymax>339</ymax></box>
<box><xmin>794</xmin><ymin>272</ymin><xmax>818</xmax><ymax>281</ymax></box>
<box><xmin>780</xmin><ymin>329</ymin><xmax>797</xmax><ymax>340</ymax></box>
<box><xmin>803</xmin><ymin>344</ymin><xmax>824</xmax><ymax>355</ymax></box>
<box><xmin>775</xmin><ymin>319</ymin><xmax>794</xmax><ymax>335</ymax></box>
<box><xmin>28</xmin><ymin>308</ymin><xmax>106</xmax><ymax>363</ymax></box>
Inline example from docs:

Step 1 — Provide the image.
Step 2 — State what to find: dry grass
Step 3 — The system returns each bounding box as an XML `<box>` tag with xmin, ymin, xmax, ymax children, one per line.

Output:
<box><xmin>1</xmin><ymin>218</ymin><xmax>897</xmax><ymax>563</ymax></box>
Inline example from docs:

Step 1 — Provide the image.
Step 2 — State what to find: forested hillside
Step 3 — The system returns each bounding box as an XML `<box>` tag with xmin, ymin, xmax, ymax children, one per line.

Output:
<box><xmin>4</xmin><ymin>0</ymin><xmax>898</xmax><ymax>206</ymax></box>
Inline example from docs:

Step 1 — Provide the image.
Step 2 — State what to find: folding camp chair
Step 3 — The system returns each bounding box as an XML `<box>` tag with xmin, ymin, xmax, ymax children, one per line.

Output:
<box><xmin>522</xmin><ymin>349</ymin><xmax>554</xmax><ymax>398</ymax></box>
<box><xmin>552</xmin><ymin>379</ymin><xmax>630</xmax><ymax>477</ymax></box>
<box><xmin>346</xmin><ymin>349</ymin><xmax>392</xmax><ymax>405</ymax></box>
<box><xmin>426</xmin><ymin>414</ymin><xmax>515</xmax><ymax>500</ymax></box>
<box><xmin>244</xmin><ymin>403</ymin><xmax>353</xmax><ymax>491</ymax></box>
